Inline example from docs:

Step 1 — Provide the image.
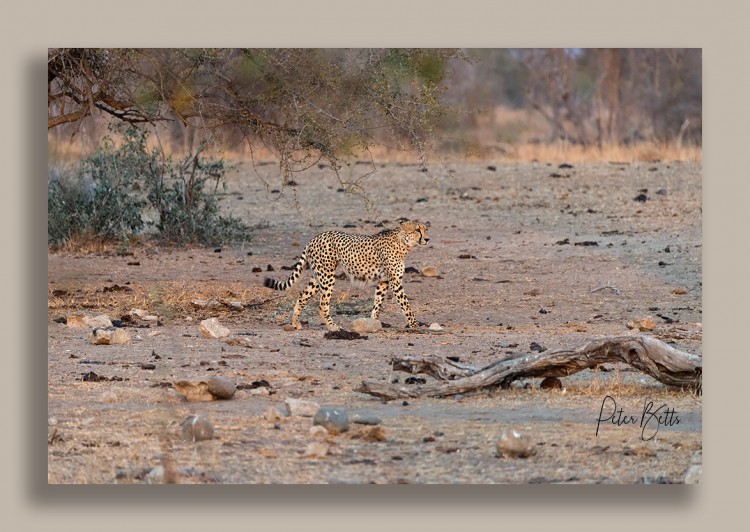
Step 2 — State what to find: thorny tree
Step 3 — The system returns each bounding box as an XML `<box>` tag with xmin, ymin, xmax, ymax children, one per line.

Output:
<box><xmin>48</xmin><ymin>48</ymin><xmax>466</xmax><ymax>181</ymax></box>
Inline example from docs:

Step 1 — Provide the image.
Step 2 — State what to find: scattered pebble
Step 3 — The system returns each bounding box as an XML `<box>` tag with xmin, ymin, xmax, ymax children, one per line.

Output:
<box><xmin>264</xmin><ymin>406</ymin><xmax>285</xmax><ymax>422</ymax></box>
<box><xmin>309</xmin><ymin>425</ymin><xmax>329</xmax><ymax>440</ymax></box>
<box><xmin>351</xmin><ymin>318</ymin><xmax>382</xmax><ymax>334</ymax></box>
<box><xmin>199</xmin><ymin>317</ymin><xmax>231</xmax><ymax>339</ymax></box>
<box><xmin>173</xmin><ymin>380</ymin><xmax>214</xmax><ymax>402</ymax></box>
<box><xmin>206</xmin><ymin>376</ymin><xmax>236</xmax><ymax>400</ymax></box>
<box><xmin>351</xmin><ymin>414</ymin><xmax>381</xmax><ymax>426</ymax></box>
<box><xmin>304</xmin><ymin>441</ymin><xmax>329</xmax><ymax>458</ymax></box>
<box><xmin>428</xmin><ymin>322</ymin><xmax>443</xmax><ymax>331</ymax></box>
<box><xmin>421</xmin><ymin>266</ymin><xmax>439</xmax><ymax>277</ymax></box>
<box><xmin>672</xmin><ymin>288</ymin><xmax>688</xmax><ymax>295</ymax></box>
<box><xmin>90</xmin><ymin>327</ymin><xmax>131</xmax><ymax>345</ymax></box>
<box><xmin>626</xmin><ymin>317</ymin><xmax>656</xmax><ymax>331</ymax></box>
<box><xmin>179</xmin><ymin>415</ymin><xmax>214</xmax><ymax>442</ymax></box>
<box><xmin>313</xmin><ymin>407</ymin><xmax>350</xmax><ymax>434</ymax></box>
<box><xmin>529</xmin><ymin>342</ymin><xmax>546</xmax><ymax>353</ymax></box>
<box><xmin>496</xmin><ymin>429</ymin><xmax>536</xmax><ymax>459</ymax></box>
<box><xmin>85</xmin><ymin>314</ymin><xmax>113</xmax><ymax>329</ymax></box>
<box><xmin>285</xmin><ymin>398</ymin><xmax>321</xmax><ymax>417</ymax></box>
<box><xmin>361</xmin><ymin>426</ymin><xmax>387</xmax><ymax>442</ymax></box>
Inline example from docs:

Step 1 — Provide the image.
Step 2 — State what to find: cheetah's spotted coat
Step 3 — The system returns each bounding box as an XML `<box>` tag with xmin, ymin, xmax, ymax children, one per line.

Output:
<box><xmin>264</xmin><ymin>220</ymin><xmax>430</xmax><ymax>331</ymax></box>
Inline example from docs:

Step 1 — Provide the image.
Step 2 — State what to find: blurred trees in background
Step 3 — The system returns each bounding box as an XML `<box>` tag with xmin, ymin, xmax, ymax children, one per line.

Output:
<box><xmin>447</xmin><ymin>49</ymin><xmax>701</xmax><ymax>147</ymax></box>
<box><xmin>48</xmin><ymin>48</ymin><xmax>464</xmax><ymax>172</ymax></box>
<box><xmin>49</xmin><ymin>48</ymin><xmax>701</xmax><ymax>163</ymax></box>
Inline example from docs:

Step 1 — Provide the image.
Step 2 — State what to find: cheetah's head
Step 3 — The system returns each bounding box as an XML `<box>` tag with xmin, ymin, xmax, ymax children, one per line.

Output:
<box><xmin>399</xmin><ymin>220</ymin><xmax>430</xmax><ymax>248</ymax></box>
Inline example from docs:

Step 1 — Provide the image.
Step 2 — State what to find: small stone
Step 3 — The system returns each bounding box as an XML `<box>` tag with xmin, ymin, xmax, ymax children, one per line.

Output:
<box><xmin>351</xmin><ymin>414</ymin><xmax>382</xmax><ymax>426</ymax></box>
<box><xmin>173</xmin><ymin>381</ymin><xmax>214</xmax><ymax>402</ymax></box>
<box><xmin>304</xmin><ymin>441</ymin><xmax>329</xmax><ymax>458</ymax></box>
<box><xmin>100</xmin><ymin>390</ymin><xmax>118</xmax><ymax>403</ymax></box>
<box><xmin>145</xmin><ymin>466</ymin><xmax>165</xmax><ymax>483</ymax></box>
<box><xmin>628</xmin><ymin>317</ymin><xmax>656</xmax><ymax>331</ymax></box>
<box><xmin>248</xmin><ymin>387</ymin><xmax>270</xmax><ymax>396</ymax></box>
<box><xmin>129</xmin><ymin>308</ymin><xmax>149</xmax><ymax>318</ymax></box>
<box><xmin>85</xmin><ymin>314</ymin><xmax>113</xmax><ymax>328</ymax></box>
<box><xmin>309</xmin><ymin>425</ymin><xmax>329</xmax><ymax>439</ymax></box>
<box><xmin>265</xmin><ymin>407</ymin><xmax>285</xmax><ymax>422</ymax></box>
<box><xmin>313</xmin><ymin>407</ymin><xmax>350</xmax><ymax>434</ymax></box>
<box><xmin>285</xmin><ymin>398</ymin><xmax>320</xmax><ymax>417</ymax></box>
<box><xmin>428</xmin><ymin>323</ymin><xmax>443</xmax><ymax>331</ymax></box>
<box><xmin>672</xmin><ymin>288</ymin><xmax>688</xmax><ymax>295</ymax></box>
<box><xmin>282</xmin><ymin>324</ymin><xmax>296</xmax><ymax>332</ymax></box>
<box><xmin>199</xmin><ymin>317</ymin><xmax>231</xmax><ymax>339</ymax></box>
<box><xmin>361</xmin><ymin>426</ymin><xmax>387</xmax><ymax>442</ymax></box>
<box><xmin>48</xmin><ymin>417</ymin><xmax>58</xmax><ymax>426</ymax></box>
<box><xmin>540</xmin><ymin>377</ymin><xmax>563</xmax><ymax>390</ymax></box>
<box><xmin>496</xmin><ymin>429</ymin><xmax>536</xmax><ymax>459</ymax></box>
<box><xmin>90</xmin><ymin>327</ymin><xmax>131</xmax><ymax>345</ymax></box>
<box><xmin>421</xmin><ymin>266</ymin><xmax>439</xmax><ymax>277</ymax></box>
<box><xmin>351</xmin><ymin>318</ymin><xmax>382</xmax><ymax>334</ymax></box>
<box><xmin>683</xmin><ymin>465</ymin><xmax>702</xmax><ymax>484</ymax></box>
<box><xmin>141</xmin><ymin>315</ymin><xmax>159</xmax><ymax>321</ymax></box>
<box><xmin>206</xmin><ymin>376</ymin><xmax>236</xmax><ymax>399</ymax></box>
<box><xmin>66</xmin><ymin>315</ymin><xmax>88</xmax><ymax>328</ymax></box>
<box><xmin>179</xmin><ymin>415</ymin><xmax>214</xmax><ymax>442</ymax></box>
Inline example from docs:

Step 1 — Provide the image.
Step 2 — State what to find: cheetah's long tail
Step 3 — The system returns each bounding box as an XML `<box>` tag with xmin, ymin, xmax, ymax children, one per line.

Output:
<box><xmin>263</xmin><ymin>250</ymin><xmax>308</xmax><ymax>291</ymax></box>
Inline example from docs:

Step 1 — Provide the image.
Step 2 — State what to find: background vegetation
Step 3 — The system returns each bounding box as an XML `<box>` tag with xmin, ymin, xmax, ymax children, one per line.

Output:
<box><xmin>47</xmin><ymin>48</ymin><xmax>701</xmax><ymax>248</ymax></box>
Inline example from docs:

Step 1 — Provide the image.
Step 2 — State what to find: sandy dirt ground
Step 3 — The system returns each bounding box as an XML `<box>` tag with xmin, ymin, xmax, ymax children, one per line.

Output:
<box><xmin>47</xmin><ymin>159</ymin><xmax>702</xmax><ymax>484</ymax></box>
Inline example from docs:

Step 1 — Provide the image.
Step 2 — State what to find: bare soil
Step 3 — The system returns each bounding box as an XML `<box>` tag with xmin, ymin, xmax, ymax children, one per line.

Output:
<box><xmin>47</xmin><ymin>160</ymin><xmax>702</xmax><ymax>484</ymax></box>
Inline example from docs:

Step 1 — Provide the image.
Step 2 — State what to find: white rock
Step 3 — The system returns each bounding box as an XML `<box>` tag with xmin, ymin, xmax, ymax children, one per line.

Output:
<box><xmin>428</xmin><ymin>322</ymin><xmax>443</xmax><ymax>331</ymax></box>
<box><xmin>351</xmin><ymin>318</ymin><xmax>382</xmax><ymax>333</ymax></box>
<box><xmin>309</xmin><ymin>425</ymin><xmax>329</xmax><ymax>440</ymax></box>
<box><xmin>199</xmin><ymin>317</ymin><xmax>231</xmax><ymax>339</ymax></box>
<box><xmin>90</xmin><ymin>328</ymin><xmax>131</xmax><ymax>345</ymax></box>
<box><xmin>284</xmin><ymin>398</ymin><xmax>320</xmax><ymax>417</ymax></box>
<box><xmin>129</xmin><ymin>308</ymin><xmax>149</xmax><ymax>318</ymax></box>
<box><xmin>85</xmin><ymin>314</ymin><xmax>113</xmax><ymax>328</ymax></box>
<box><xmin>304</xmin><ymin>441</ymin><xmax>329</xmax><ymax>458</ymax></box>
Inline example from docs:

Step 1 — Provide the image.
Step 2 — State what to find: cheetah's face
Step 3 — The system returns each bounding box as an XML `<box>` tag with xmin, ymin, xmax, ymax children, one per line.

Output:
<box><xmin>400</xmin><ymin>221</ymin><xmax>430</xmax><ymax>249</ymax></box>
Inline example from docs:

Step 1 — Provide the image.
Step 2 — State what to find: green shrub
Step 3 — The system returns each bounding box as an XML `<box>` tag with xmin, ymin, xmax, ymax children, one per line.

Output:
<box><xmin>48</xmin><ymin>125</ymin><xmax>250</xmax><ymax>248</ymax></box>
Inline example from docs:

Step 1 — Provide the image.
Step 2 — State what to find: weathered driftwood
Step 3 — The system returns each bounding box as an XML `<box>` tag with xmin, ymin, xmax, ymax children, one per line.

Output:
<box><xmin>356</xmin><ymin>335</ymin><xmax>702</xmax><ymax>400</ymax></box>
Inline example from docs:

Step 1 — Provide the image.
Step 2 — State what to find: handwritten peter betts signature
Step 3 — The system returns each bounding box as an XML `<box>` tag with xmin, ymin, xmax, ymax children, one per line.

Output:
<box><xmin>596</xmin><ymin>395</ymin><xmax>680</xmax><ymax>441</ymax></box>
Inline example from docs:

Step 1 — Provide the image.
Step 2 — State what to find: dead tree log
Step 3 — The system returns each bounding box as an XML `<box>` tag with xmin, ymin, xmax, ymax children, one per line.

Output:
<box><xmin>356</xmin><ymin>335</ymin><xmax>702</xmax><ymax>400</ymax></box>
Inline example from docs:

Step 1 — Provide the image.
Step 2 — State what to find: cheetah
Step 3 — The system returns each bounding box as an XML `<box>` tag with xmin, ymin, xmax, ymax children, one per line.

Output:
<box><xmin>263</xmin><ymin>220</ymin><xmax>430</xmax><ymax>331</ymax></box>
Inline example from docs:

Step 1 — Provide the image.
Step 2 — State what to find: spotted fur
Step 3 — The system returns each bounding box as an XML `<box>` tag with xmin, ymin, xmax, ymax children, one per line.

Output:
<box><xmin>264</xmin><ymin>220</ymin><xmax>430</xmax><ymax>331</ymax></box>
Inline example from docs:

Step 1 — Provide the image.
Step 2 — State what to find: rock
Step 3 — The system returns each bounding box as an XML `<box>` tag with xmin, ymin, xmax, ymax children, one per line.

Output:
<box><xmin>304</xmin><ymin>441</ymin><xmax>329</xmax><ymax>458</ymax></box>
<box><xmin>309</xmin><ymin>425</ymin><xmax>329</xmax><ymax>440</ymax></box>
<box><xmin>351</xmin><ymin>318</ymin><xmax>382</xmax><ymax>334</ymax></box>
<box><xmin>428</xmin><ymin>323</ymin><xmax>443</xmax><ymax>331</ymax></box>
<box><xmin>179</xmin><ymin>415</ymin><xmax>214</xmax><ymax>442</ymax></box>
<box><xmin>173</xmin><ymin>381</ymin><xmax>214</xmax><ymax>402</ymax></box>
<box><xmin>421</xmin><ymin>266</ymin><xmax>439</xmax><ymax>277</ymax></box>
<box><xmin>284</xmin><ymin>398</ymin><xmax>320</xmax><ymax>417</ymax></box>
<box><xmin>496</xmin><ymin>429</ymin><xmax>536</xmax><ymax>459</ymax></box>
<box><xmin>145</xmin><ymin>466</ymin><xmax>165</xmax><ymax>483</ymax></box>
<box><xmin>206</xmin><ymin>376</ymin><xmax>236</xmax><ymax>400</ymax></box>
<box><xmin>248</xmin><ymin>387</ymin><xmax>270</xmax><ymax>396</ymax></box>
<box><xmin>190</xmin><ymin>298</ymin><xmax>221</xmax><ymax>309</ymax></box>
<box><xmin>141</xmin><ymin>315</ymin><xmax>159</xmax><ymax>321</ymax></box>
<box><xmin>90</xmin><ymin>327</ymin><xmax>131</xmax><ymax>345</ymax></box>
<box><xmin>672</xmin><ymin>288</ymin><xmax>688</xmax><ymax>295</ymax></box>
<box><xmin>66</xmin><ymin>315</ymin><xmax>88</xmax><ymax>328</ymax></box>
<box><xmin>129</xmin><ymin>308</ymin><xmax>150</xmax><ymax>318</ymax></box>
<box><xmin>540</xmin><ymin>377</ymin><xmax>563</xmax><ymax>390</ymax></box>
<box><xmin>627</xmin><ymin>317</ymin><xmax>656</xmax><ymax>331</ymax></box>
<box><xmin>282</xmin><ymin>324</ymin><xmax>296</xmax><ymax>332</ymax></box>
<box><xmin>360</xmin><ymin>426</ymin><xmax>387</xmax><ymax>442</ymax></box>
<box><xmin>313</xmin><ymin>407</ymin><xmax>350</xmax><ymax>434</ymax></box>
<box><xmin>351</xmin><ymin>414</ymin><xmax>382</xmax><ymax>426</ymax></box>
<box><xmin>684</xmin><ymin>451</ymin><xmax>702</xmax><ymax>484</ymax></box>
<box><xmin>48</xmin><ymin>417</ymin><xmax>58</xmax><ymax>426</ymax></box>
<box><xmin>264</xmin><ymin>407</ymin><xmax>285</xmax><ymax>422</ymax></box>
<box><xmin>199</xmin><ymin>317</ymin><xmax>231</xmax><ymax>339</ymax></box>
<box><xmin>85</xmin><ymin>314</ymin><xmax>113</xmax><ymax>328</ymax></box>
<box><xmin>224</xmin><ymin>336</ymin><xmax>253</xmax><ymax>348</ymax></box>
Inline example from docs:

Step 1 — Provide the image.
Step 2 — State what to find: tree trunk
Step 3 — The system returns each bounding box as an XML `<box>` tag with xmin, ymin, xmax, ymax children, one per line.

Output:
<box><xmin>355</xmin><ymin>335</ymin><xmax>702</xmax><ymax>400</ymax></box>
